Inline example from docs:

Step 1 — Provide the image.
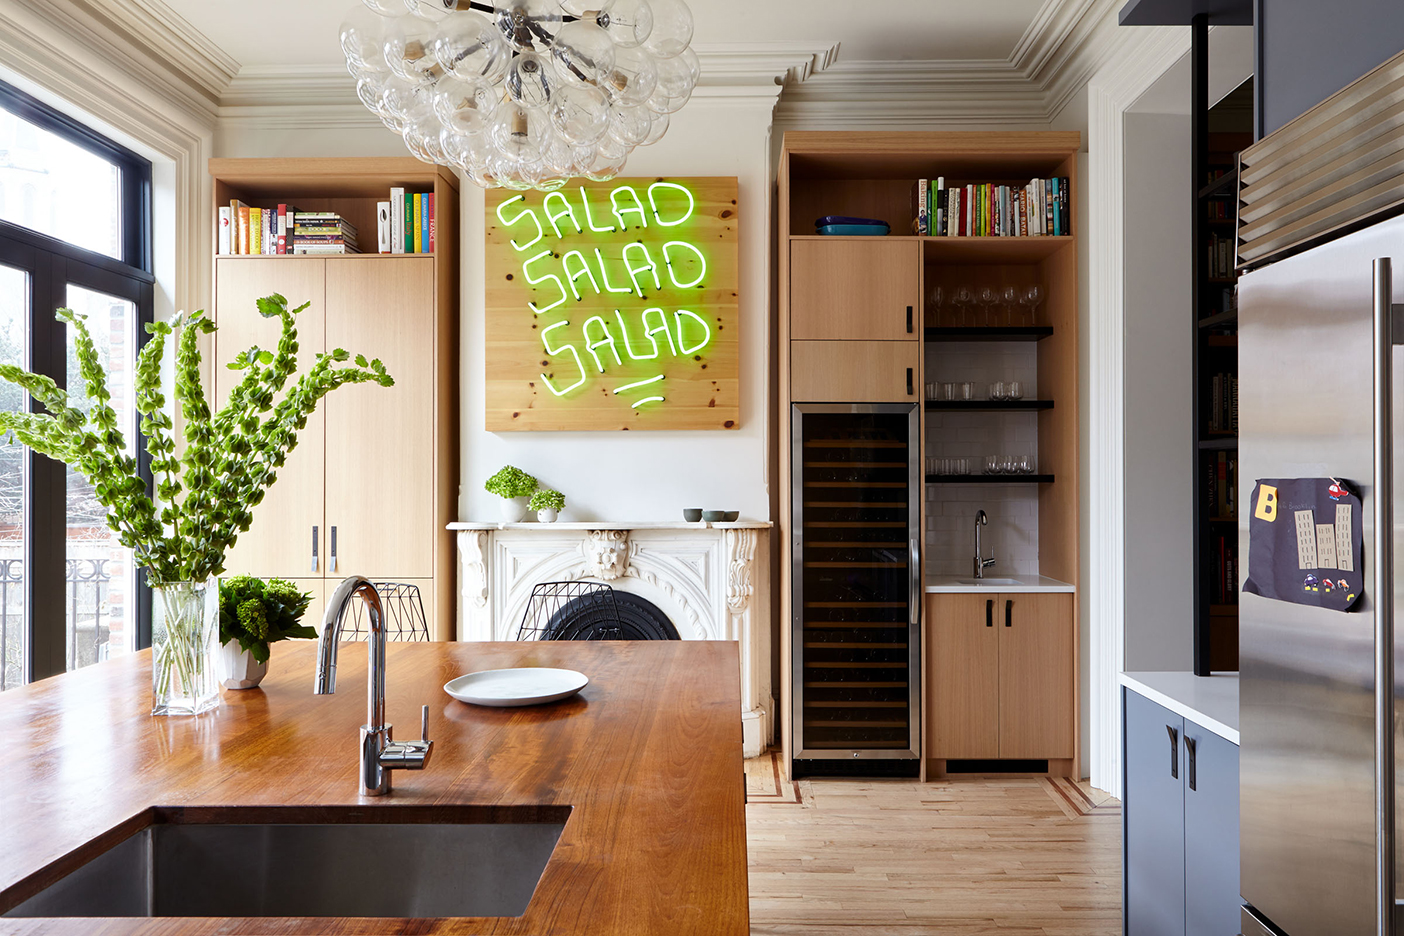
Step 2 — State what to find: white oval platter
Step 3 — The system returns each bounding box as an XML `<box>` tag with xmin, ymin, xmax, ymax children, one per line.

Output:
<box><xmin>444</xmin><ymin>667</ymin><xmax>589</xmax><ymax>707</ymax></box>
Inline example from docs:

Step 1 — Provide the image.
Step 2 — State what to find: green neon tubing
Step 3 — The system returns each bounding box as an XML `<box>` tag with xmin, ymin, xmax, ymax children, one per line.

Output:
<box><xmin>543</xmin><ymin>190</ymin><xmax>582</xmax><ymax>238</ymax></box>
<box><xmin>580</xmin><ymin>186</ymin><xmax>616</xmax><ymax>232</ymax></box>
<box><xmin>613</xmin><ymin>374</ymin><xmax>664</xmax><ymax>394</ymax></box>
<box><xmin>642</xmin><ymin>307</ymin><xmax>677</xmax><ymax>356</ymax></box>
<box><xmin>582</xmin><ymin>315</ymin><xmax>623</xmax><ymax>372</ymax></box>
<box><xmin>623</xmin><ymin>242</ymin><xmax>662</xmax><ymax>295</ymax></box>
<box><xmin>631</xmin><ymin>395</ymin><xmax>666</xmax><ymax>408</ymax></box>
<box><xmin>523</xmin><ymin>249</ymin><xmax>568</xmax><ymax>315</ymax></box>
<box><xmin>614</xmin><ymin>309</ymin><xmax>658</xmax><ymax>360</ymax></box>
<box><xmin>562</xmin><ymin>249</ymin><xmax>602</xmax><ymax>300</ymax></box>
<box><xmin>663</xmin><ymin>240</ymin><xmax>707</xmax><ymax>289</ymax></box>
<box><xmin>497</xmin><ymin>195</ymin><xmax>544</xmax><ymax>251</ymax></box>
<box><xmin>594</xmin><ymin>248</ymin><xmax>635</xmax><ymax>295</ymax></box>
<box><xmin>674</xmin><ymin>309</ymin><xmax>712</xmax><ymax>354</ymax></box>
<box><xmin>611</xmin><ymin>185</ymin><xmax>650</xmax><ymax>230</ymax></box>
<box><xmin>647</xmin><ymin>182</ymin><xmax>695</xmax><ymax>226</ymax></box>
<box><xmin>539</xmin><ymin>320</ymin><xmax>587</xmax><ymax>396</ymax></box>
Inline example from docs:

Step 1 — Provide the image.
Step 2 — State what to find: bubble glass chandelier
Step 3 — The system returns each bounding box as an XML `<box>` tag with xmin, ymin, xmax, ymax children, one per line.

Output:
<box><xmin>340</xmin><ymin>0</ymin><xmax>698</xmax><ymax>190</ymax></box>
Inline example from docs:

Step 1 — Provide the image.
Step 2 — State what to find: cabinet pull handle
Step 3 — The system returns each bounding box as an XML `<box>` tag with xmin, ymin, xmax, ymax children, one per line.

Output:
<box><xmin>906</xmin><ymin>305</ymin><xmax>913</xmax><ymax>333</ymax></box>
<box><xmin>1185</xmin><ymin>735</ymin><xmax>1197</xmax><ymax>791</ymax></box>
<box><xmin>906</xmin><ymin>368</ymin><xmax>914</xmax><ymax>396</ymax></box>
<box><xmin>1005</xmin><ymin>599</ymin><xmax>1012</xmax><ymax>627</ymax></box>
<box><xmin>986</xmin><ymin>599</ymin><xmax>993</xmax><ymax>627</ymax></box>
<box><xmin>1167</xmin><ymin>725</ymin><xmax>1179</xmax><ymax>779</ymax></box>
<box><xmin>330</xmin><ymin>525</ymin><xmax>338</xmax><ymax>574</ymax></box>
<box><xmin>311</xmin><ymin>525</ymin><xmax>319</xmax><ymax>573</ymax></box>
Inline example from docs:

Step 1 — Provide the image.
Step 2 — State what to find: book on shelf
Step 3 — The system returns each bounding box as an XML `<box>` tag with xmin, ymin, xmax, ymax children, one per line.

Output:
<box><xmin>916</xmin><ymin>176</ymin><xmax>1070</xmax><ymax>237</ymax></box>
<box><xmin>1208</xmin><ymin>372</ymin><xmax>1238</xmax><ymax>434</ymax></box>
<box><xmin>215</xmin><ymin>188</ymin><xmax>435</xmax><ymax>255</ymax></box>
<box><xmin>218</xmin><ymin>206</ymin><xmax>231</xmax><ymax>255</ymax></box>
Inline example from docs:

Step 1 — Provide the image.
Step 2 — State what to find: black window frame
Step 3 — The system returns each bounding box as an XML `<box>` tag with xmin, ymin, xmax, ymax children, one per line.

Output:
<box><xmin>0</xmin><ymin>79</ymin><xmax>155</xmax><ymax>685</ymax></box>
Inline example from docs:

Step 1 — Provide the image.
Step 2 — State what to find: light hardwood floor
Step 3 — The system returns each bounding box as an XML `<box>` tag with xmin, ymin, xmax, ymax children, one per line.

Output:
<box><xmin>745</xmin><ymin>754</ymin><xmax>1121</xmax><ymax>935</ymax></box>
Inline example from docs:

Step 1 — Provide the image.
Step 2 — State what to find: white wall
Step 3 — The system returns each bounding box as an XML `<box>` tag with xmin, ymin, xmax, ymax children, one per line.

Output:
<box><xmin>1122</xmin><ymin>108</ymin><xmax>1194</xmax><ymax>671</ymax></box>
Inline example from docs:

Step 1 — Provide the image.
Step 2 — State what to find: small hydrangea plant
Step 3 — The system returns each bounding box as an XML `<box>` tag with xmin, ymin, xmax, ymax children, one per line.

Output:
<box><xmin>218</xmin><ymin>575</ymin><xmax>316</xmax><ymax>663</ymax></box>
<box><xmin>485</xmin><ymin>465</ymin><xmax>538</xmax><ymax>499</ymax></box>
<box><xmin>528</xmin><ymin>488</ymin><xmax>564</xmax><ymax>512</ymax></box>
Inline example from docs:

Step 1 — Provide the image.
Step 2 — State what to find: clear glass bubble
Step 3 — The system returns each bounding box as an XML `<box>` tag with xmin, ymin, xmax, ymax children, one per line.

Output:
<box><xmin>494</xmin><ymin>0</ymin><xmax>563</xmax><ymax>53</ymax></box>
<box><xmin>583</xmin><ymin>147</ymin><xmax>628</xmax><ymax>182</ymax></box>
<box><xmin>653</xmin><ymin>44</ymin><xmax>698</xmax><ymax>99</ymax></box>
<box><xmin>434</xmin><ymin>75</ymin><xmax>499</xmax><ymax>134</ymax></box>
<box><xmin>597</xmin><ymin>0</ymin><xmax>653</xmax><ymax>48</ymax></box>
<box><xmin>492</xmin><ymin>101</ymin><xmax>549</xmax><ymax>161</ymax></box>
<box><xmin>607</xmin><ymin>102</ymin><xmax>652</xmax><ymax>147</ymax></box>
<box><xmin>639</xmin><ymin>108</ymin><xmax>668</xmax><ymax>145</ymax></box>
<box><xmin>357</xmin><ymin>75</ymin><xmax>389</xmax><ymax>114</ymax></box>
<box><xmin>550</xmin><ymin>20</ymin><xmax>615</xmax><ymax>87</ymax></box>
<box><xmin>603</xmin><ymin>43</ymin><xmax>657</xmax><ymax>106</ymax></box>
<box><xmin>363</xmin><ymin>0</ymin><xmax>406</xmax><ymax>16</ymax></box>
<box><xmin>549</xmin><ymin>83</ymin><xmax>610</xmax><ymax>145</ymax></box>
<box><xmin>433</xmin><ymin>11</ymin><xmax>512</xmax><ymax>83</ymax></box>
<box><xmin>384</xmin><ymin>15</ymin><xmax>441</xmax><ymax>81</ymax></box>
<box><xmin>342</xmin><ymin>5</ymin><xmax>390</xmax><ymax>71</ymax></box>
<box><xmin>505</xmin><ymin>52</ymin><xmax>553</xmax><ymax>108</ymax></box>
<box><xmin>405</xmin><ymin>0</ymin><xmax>452</xmax><ymax>19</ymax></box>
<box><xmin>642</xmin><ymin>0</ymin><xmax>691</xmax><ymax>58</ymax></box>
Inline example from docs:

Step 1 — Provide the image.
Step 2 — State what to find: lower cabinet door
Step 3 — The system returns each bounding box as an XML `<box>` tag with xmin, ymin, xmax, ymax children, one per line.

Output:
<box><xmin>996</xmin><ymin>593</ymin><xmax>1074</xmax><ymax>758</ymax></box>
<box><xmin>1124</xmin><ymin>688</ymin><xmax>1186</xmax><ymax>936</ymax></box>
<box><xmin>790</xmin><ymin>341</ymin><xmax>920</xmax><ymax>402</ymax></box>
<box><xmin>1183</xmin><ymin>718</ymin><xmax>1241</xmax><ymax>936</ymax></box>
<box><xmin>926</xmin><ymin>594</ymin><xmax>1000</xmax><ymax>758</ymax></box>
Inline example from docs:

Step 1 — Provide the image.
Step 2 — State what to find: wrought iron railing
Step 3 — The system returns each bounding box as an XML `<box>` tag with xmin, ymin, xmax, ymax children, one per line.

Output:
<box><xmin>0</xmin><ymin>557</ymin><xmax>113</xmax><ymax>691</ymax></box>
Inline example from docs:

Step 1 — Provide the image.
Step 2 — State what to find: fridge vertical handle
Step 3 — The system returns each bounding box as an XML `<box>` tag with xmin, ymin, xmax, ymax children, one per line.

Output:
<box><xmin>1373</xmin><ymin>256</ymin><xmax>1396</xmax><ymax>936</ymax></box>
<box><xmin>909</xmin><ymin>539</ymin><xmax>920</xmax><ymax>625</ymax></box>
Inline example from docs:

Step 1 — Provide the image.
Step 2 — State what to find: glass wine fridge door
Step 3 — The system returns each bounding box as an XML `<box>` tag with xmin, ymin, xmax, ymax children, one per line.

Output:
<box><xmin>791</xmin><ymin>403</ymin><xmax>920</xmax><ymax>761</ymax></box>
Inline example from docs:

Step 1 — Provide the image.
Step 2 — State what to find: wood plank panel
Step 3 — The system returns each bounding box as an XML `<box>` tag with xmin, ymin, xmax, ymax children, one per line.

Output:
<box><xmin>484</xmin><ymin>177</ymin><xmax>739</xmax><ymax>430</ymax></box>
<box><xmin>926</xmin><ymin>594</ymin><xmax>1000</xmax><ymax>759</ymax></box>
<box><xmin>998</xmin><ymin>593</ymin><xmax>1075</xmax><ymax>759</ymax></box>
<box><xmin>213</xmin><ymin>257</ymin><xmax>325</xmax><ymax>578</ymax></box>
<box><xmin>324</xmin><ymin>256</ymin><xmax>436</xmax><ymax>580</ymax></box>
<box><xmin>790</xmin><ymin>239</ymin><xmax>920</xmax><ymax>341</ymax></box>
<box><xmin>790</xmin><ymin>341</ymin><xmax>920</xmax><ymax>403</ymax></box>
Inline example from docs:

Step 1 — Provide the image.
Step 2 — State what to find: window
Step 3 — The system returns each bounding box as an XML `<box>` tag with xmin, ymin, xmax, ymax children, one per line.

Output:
<box><xmin>0</xmin><ymin>80</ymin><xmax>152</xmax><ymax>690</ymax></box>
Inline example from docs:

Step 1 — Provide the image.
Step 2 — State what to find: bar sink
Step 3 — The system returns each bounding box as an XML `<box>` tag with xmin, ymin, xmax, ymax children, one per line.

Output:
<box><xmin>5</xmin><ymin>805</ymin><xmax>570</xmax><ymax>919</ymax></box>
<box><xmin>955</xmin><ymin>577</ymin><xmax>1021</xmax><ymax>586</ymax></box>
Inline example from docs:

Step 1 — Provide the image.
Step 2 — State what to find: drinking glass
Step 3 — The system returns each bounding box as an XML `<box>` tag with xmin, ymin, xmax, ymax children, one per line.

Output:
<box><xmin>1000</xmin><ymin>455</ymin><xmax>1015</xmax><ymax>474</ymax></box>
<box><xmin>959</xmin><ymin>382</ymin><xmax>975</xmax><ymax>400</ymax></box>
<box><xmin>951</xmin><ymin>286</ymin><xmax>974</xmax><ymax>326</ymax></box>
<box><xmin>925</xmin><ymin>383</ymin><xmax>936</xmax><ymax>401</ymax></box>
<box><xmin>955</xmin><ymin>457</ymin><xmax>970</xmax><ymax>475</ymax></box>
<box><xmin>989</xmin><ymin>381</ymin><xmax>1006</xmax><ymax>402</ymax></box>
<box><xmin>942</xmin><ymin>382</ymin><xmax>957</xmax><ymax>401</ymax></box>
<box><xmin>976</xmin><ymin>286</ymin><xmax>998</xmax><ymax>327</ymax></box>
<box><xmin>928</xmin><ymin>284</ymin><xmax>945</xmax><ymax>327</ymax></box>
<box><xmin>1018</xmin><ymin>454</ymin><xmax>1035</xmax><ymax>474</ymax></box>
<box><xmin>1001</xmin><ymin>285</ymin><xmax>1019</xmax><ymax>326</ymax></box>
<box><xmin>1007</xmin><ymin>380</ymin><xmax>1023</xmax><ymax>401</ymax></box>
<box><xmin>984</xmin><ymin>455</ymin><xmax>998</xmax><ymax>475</ymax></box>
<box><xmin>1020</xmin><ymin>284</ymin><xmax>1045</xmax><ymax>326</ymax></box>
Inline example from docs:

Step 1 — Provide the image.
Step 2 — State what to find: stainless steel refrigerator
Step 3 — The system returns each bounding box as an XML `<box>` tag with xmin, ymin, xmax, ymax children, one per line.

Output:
<box><xmin>1238</xmin><ymin>216</ymin><xmax>1404</xmax><ymax>936</ymax></box>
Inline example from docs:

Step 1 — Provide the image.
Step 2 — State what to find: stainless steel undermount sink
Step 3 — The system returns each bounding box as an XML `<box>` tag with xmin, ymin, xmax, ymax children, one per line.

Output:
<box><xmin>955</xmin><ymin>577</ymin><xmax>1021</xmax><ymax>586</ymax></box>
<box><xmin>6</xmin><ymin>805</ymin><xmax>570</xmax><ymax>919</ymax></box>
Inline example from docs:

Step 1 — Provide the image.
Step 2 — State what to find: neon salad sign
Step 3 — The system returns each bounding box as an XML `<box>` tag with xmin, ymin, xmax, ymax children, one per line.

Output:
<box><xmin>487</xmin><ymin>177</ymin><xmax>738</xmax><ymax>431</ymax></box>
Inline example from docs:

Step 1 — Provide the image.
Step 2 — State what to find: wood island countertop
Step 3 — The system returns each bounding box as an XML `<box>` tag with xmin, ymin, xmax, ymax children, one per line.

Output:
<box><xmin>0</xmin><ymin>640</ymin><xmax>748</xmax><ymax>935</ymax></box>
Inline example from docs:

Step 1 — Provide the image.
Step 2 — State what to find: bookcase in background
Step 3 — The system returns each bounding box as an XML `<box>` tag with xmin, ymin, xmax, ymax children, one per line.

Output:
<box><xmin>207</xmin><ymin>157</ymin><xmax>460</xmax><ymax>639</ymax></box>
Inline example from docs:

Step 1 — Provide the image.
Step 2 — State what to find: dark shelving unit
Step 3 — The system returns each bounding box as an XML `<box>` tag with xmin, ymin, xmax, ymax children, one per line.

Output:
<box><xmin>924</xmin><ymin>400</ymin><xmax>1054</xmax><ymax>412</ymax></box>
<box><xmin>923</xmin><ymin>326</ymin><xmax>1053</xmax><ymax>342</ymax></box>
<box><xmin>925</xmin><ymin>474</ymin><xmax>1055</xmax><ymax>484</ymax></box>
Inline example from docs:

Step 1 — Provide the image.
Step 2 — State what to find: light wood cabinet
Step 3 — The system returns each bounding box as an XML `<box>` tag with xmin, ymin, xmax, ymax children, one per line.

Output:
<box><xmin>790</xmin><ymin>340</ymin><xmax>920</xmax><ymax>402</ymax></box>
<box><xmin>209</xmin><ymin>157</ymin><xmax>459</xmax><ymax>639</ymax></box>
<box><xmin>789</xmin><ymin>239</ymin><xmax>920</xmax><ymax>341</ymax></box>
<box><xmin>926</xmin><ymin>591</ymin><xmax>1074</xmax><ymax>764</ymax></box>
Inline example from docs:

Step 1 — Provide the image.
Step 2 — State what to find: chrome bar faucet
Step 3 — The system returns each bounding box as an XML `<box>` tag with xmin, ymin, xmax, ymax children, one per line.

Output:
<box><xmin>973</xmin><ymin>510</ymin><xmax>996</xmax><ymax>579</ymax></box>
<box><xmin>314</xmin><ymin>575</ymin><xmax>432</xmax><ymax>796</ymax></box>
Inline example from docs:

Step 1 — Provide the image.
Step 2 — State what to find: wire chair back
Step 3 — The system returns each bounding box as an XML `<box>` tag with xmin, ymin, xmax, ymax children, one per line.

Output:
<box><xmin>516</xmin><ymin>581</ymin><xmax>625</xmax><ymax>641</ymax></box>
<box><xmin>336</xmin><ymin>581</ymin><xmax>430</xmax><ymax>642</ymax></box>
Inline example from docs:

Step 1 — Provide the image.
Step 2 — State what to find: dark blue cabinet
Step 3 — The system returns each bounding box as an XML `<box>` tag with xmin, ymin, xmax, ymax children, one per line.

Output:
<box><xmin>1123</xmin><ymin>686</ymin><xmax>1241</xmax><ymax>936</ymax></box>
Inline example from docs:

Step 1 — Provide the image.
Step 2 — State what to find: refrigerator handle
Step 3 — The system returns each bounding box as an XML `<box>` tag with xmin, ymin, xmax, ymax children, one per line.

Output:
<box><xmin>1166</xmin><ymin>724</ymin><xmax>1178</xmax><ymax>780</ymax></box>
<box><xmin>909</xmin><ymin>539</ymin><xmax>920</xmax><ymax>625</ymax></box>
<box><xmin>1373</xmin><ymin>256</ymin><xmax>1397</xmax><ymax>936</ymax></box>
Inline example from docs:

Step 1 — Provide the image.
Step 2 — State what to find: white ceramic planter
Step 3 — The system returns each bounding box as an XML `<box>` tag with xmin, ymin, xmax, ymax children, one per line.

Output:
<box><xmin>500</xmin><ymin>496</ymin><xmax>529</xmax><ymax>523</ymax></box>
<box><xmin>219</xmin><ymin>641</ymin><xmax>268</xmax><ymax>690</ymax></box>
<box><xmin>536</xmin><ymin>508</ymin><xmax>558</xmax><ymax>523</ymax></box>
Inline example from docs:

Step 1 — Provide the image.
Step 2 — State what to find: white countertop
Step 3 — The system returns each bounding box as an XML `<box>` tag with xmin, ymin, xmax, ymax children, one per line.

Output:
<box><xmin>1120</xmin><ymin>671</ymin><xmax>1239</xmax><ymax>744</ymax></box>
<box><xmin>925</xmin><ymin>574</ymin><xmax>1076</xmax><ymax>594</ymax></box>
<box><xmin>448</xmin><ymin>520</ymin><xmax>773</xmax><ymax>531</ymax></box>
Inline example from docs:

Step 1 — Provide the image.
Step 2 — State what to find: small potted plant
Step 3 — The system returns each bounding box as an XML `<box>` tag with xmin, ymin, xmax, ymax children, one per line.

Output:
<box><xmin>217</xmin><ymin>575</ymin><xmax>317</xmax><ymax>689</ymax></box>
<box><xmin>529</xmin><ymin>488</ymin><xmax>565</xmax><ymax>523</ymax></box>
<box><xmin>485</xmin><ymin>465</ymin><xmax>538</xmax><ymax>522</ymax></box>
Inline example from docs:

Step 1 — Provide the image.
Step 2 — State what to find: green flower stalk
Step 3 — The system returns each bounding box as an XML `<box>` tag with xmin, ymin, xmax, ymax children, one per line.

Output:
<box><xmin>0</xmin><ymin>293</ymin><xmax>394</xmax><ymax>585</ymax></box>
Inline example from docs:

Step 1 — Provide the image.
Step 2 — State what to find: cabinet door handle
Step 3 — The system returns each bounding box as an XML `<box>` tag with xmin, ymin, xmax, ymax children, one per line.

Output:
<box><xmin>1185</xmin><ymin>735</ymin><xmax>1197</xmax><ymax>791</ymax></box>
<box><xmin>1167</xmin><ymin>725</ymin><xmax>1179</xmax><ymax>779</ymax></box>
<box><xmin>906</xmin><ymin>368</ymin><xmax>914</xmax><ymax>396</ymax></box>
<box><xmin>986</xmin><ymin>599</ymin><xmax>993</xmax><ymax>627</ymax></box>
<box><xmin>330</xmin><ymin>525</ymin><xmax>338</xmax><ymax>574</ymax></box>
<box><xmin>906</xmin><ymin>305</ymin><xmax>913</xmax><ymax>333</ymax></box>
<box><xmin>311</xmin><ymin>525</ymin><xmax>319</xmax><ymax>573</ymax></box>
<box><xmin>1005</xmin><ymin>599</ymin><xmax>1012</xmax><ymax>627</ymax></box>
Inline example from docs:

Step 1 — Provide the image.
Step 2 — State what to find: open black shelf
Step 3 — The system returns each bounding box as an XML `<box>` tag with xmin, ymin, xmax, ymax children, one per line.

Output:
<box><xmin>1198</xmin><ymin>167</ymin><xmax>1239</xmax><ymax>200</ymax></box>
<box><xmin>924</xmin><ymin>326</ymin><xmax>1053</xmax><ymax>342</ymax></box>
<box><xmin>1198</xmin><ymin>437</ymin><xmax>1237</xmax><ymax>451</ymax></box>
<box><xmin>1198</xmin><ymin>309</ymin><xmax>1237</xmax><ymax>329</ymax></box>
<box><xmin>924</xmin><ymin>400</ymin><xmax>1053</xmax><ymax>411</ymax></box>
<box><xmin>926</xmin><ymin>474</ymin><xmax>1054</xmax><ymax>484</ymax></box>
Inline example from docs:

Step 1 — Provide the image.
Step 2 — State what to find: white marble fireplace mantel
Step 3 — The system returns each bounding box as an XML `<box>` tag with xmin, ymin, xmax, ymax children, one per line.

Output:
<box><xmin>448</xmin><ymin>520</ymin><xmax>774</xmax><ymax>757</ymax></box>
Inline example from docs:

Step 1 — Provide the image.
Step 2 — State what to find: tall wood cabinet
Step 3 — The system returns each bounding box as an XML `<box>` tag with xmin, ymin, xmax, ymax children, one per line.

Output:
<box><xmin>208</xmin><ymin>158</ymin><xmax>459</xmax><ymax>639</ymax></box>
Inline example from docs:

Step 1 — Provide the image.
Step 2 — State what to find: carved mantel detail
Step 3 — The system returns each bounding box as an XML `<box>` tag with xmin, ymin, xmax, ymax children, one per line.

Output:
<box><xmin>583</xmin><ymin>529</ymin><xmax>630</xmax><ymax>581</ymax></box>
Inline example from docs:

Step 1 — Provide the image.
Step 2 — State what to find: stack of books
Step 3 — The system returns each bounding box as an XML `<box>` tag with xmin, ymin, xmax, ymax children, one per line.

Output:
<box><xmin>1207</xmin><ymin>231</ymin><xmax>1236</xmax><ymax>278</ymax></box>
<box><xmin>292</xmin><ymin>213</ymin><xmax>358</xmax><ymax>255</ymax></box>
<box><xmin>217</xmin><ymin>202</ymin><xmax>360</xmax><ymax>255</ymax></box>
<box><xmin>911</xmin><ymin>176</ymin><xmax>1070</xmax><ymax>237</ymax></box>
<box><xmin>377</xmin><ymin>187</ymin><xmax>435</xmax><ymax>254</ymax></box>
<box><xmin>1208</xmin><ymin>371</ymin><xmax>1238</xmax><ymax>434</ymax></box>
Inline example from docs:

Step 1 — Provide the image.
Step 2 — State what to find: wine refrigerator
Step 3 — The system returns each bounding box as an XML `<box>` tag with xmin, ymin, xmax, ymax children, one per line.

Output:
<box><xmin>791</xmin><ymin>403</ymin><xmax>921</xmax><ymax>772</ymax></box>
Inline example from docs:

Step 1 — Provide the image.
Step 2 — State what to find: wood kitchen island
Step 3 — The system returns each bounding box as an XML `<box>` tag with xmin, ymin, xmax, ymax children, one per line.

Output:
<box><xmin>0</xmin><ymin>640</ymin><xmax>748</xmax><ymax>935</ymax></box>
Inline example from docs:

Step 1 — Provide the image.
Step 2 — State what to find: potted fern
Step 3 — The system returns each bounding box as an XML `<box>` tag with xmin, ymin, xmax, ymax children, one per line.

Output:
<box><xmin>0</xmin><ymin>295</ymin><xmax>392</xmax><ymax>714</ymax></box>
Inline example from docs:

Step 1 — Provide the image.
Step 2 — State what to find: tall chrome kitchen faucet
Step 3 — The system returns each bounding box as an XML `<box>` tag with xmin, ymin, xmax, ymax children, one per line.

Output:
<box><xmin>973</xmin><ymin>510</ymin><xmax>996</xmax><ymax>579</ymax></box>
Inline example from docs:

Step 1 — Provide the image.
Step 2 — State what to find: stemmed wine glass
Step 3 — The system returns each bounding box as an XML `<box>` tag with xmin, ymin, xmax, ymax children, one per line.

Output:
<box><xmin>976</xmin><ymin>286</ymin><xmax>999</xmax><ymax>327</ymax></box>
<box><xmin>1019</xmin><ymin>284</ymin><xmax>1045</xmax><ymax>326</ymax></box>
<box><xmin>951</xmin><ymin>286</ymin><xmax>974</xmax><ymax>326</ymax></box>
<box><xmin>928</xmin><ymin>284</ymin><xmax>945</xmax><ymax>327</ymax></box>
<box><xmin>1001</xmin><ymin>285</ymin><xmax>1020</xmax><ymax>326</ymax></box>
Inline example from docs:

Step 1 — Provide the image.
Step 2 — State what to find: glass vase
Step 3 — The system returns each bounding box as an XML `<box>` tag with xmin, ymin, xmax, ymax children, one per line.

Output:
<box><xmin>151</xmin><ymin>580</ymin><xmax>220</xmax><ymax>716</ymax></box>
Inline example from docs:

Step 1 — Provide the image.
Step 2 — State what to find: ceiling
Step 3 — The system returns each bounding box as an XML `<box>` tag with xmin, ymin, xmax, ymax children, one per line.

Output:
<box><xmin>159</xmin><ymin>0</ymin><xmax>1056</xmax><ymax>71</ymax></box>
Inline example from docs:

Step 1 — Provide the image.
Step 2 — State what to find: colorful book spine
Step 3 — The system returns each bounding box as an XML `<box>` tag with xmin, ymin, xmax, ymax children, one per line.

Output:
<box><xmin>413</xmin><ymin>193</ymin><xmax>423</xmax><ymax>254</ymax></box>
<box><xmin>404</xmin><ymin>193</ymin><xmax>413</xmax><ymax>253</ymax></box>
<box><xmin>389</xmin><ymin>187</ymin><xmax>405</xmax><ymax>255</ymax></box>
<box><xmin>427</xmin><ymin>193</ymin><xmax>436</xmax><ymax>253</ymax></box>
<box><xmin>218</xmin><ymin>206</ymin><xmax>231</xmax><ymax>255</ymax></box>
